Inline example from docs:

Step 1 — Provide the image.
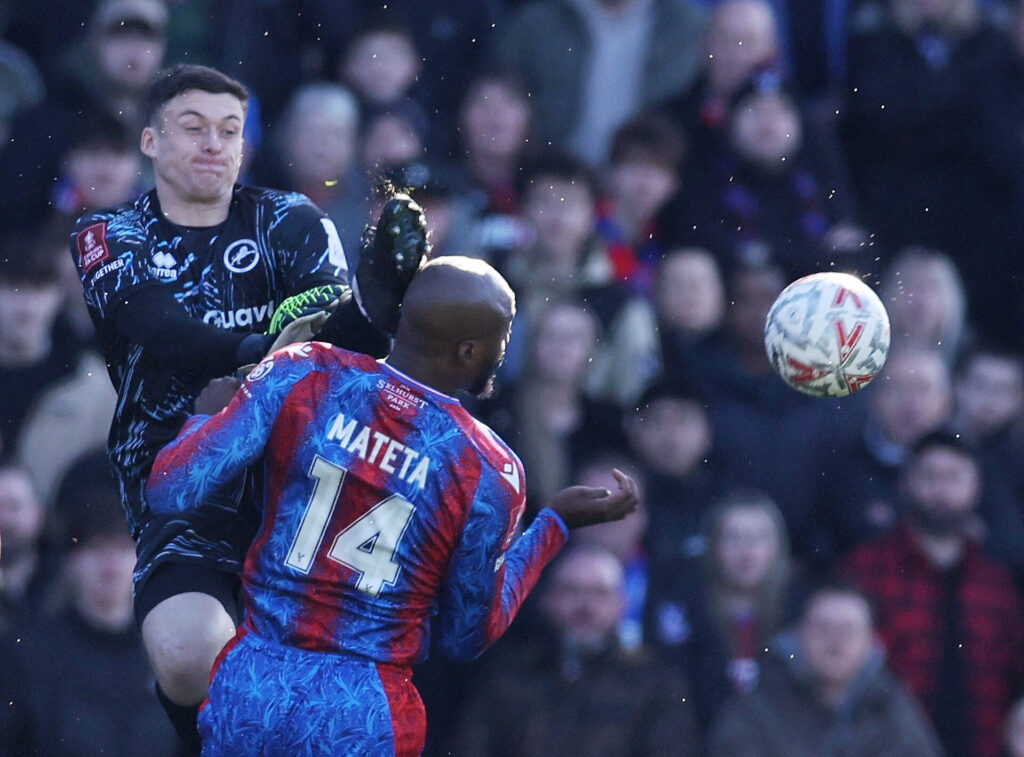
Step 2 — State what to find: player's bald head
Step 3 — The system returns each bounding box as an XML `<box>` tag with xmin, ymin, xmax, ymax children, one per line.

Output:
<box><xmin>398</xmin><ymin>256</ymin><xmax>515</xmax><ymax>346</ymax></box>
<box><xmin>391</xmin><ymin>256</ymin><xmax>515</xmax><ymax>397</ymax></box>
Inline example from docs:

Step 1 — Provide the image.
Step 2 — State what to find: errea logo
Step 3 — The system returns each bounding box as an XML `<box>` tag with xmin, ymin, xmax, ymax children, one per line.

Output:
<box><xmin>152</xmin><ymin>251</ymin><xmax>176</xmax><ymax>268</ymax></box>
<box><xmin>150</xmin><ymin>250</ymin><xmax>177</xmax><ymax>278</ymax></box>
<box><xmin>224</xmin><ymin>239</ymin><xmax>260</xmax><ymax>274</ymax></box>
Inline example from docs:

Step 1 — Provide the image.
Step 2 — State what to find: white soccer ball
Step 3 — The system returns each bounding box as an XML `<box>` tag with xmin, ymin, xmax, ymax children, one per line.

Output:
<box><xmin>765</xmin><ymin>272</ymin><xmax>891</xmax><ymax>398</ymax></box>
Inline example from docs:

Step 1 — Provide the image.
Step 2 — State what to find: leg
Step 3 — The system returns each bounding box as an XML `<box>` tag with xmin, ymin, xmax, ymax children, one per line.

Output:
<box><xmin>132</xmin><ymin>479</ymin><xmax>259</xmax><ymax>750</ymax></box>
<box><xmin>141</xmin><ymin>592</ymin><xmax>237</xmax><ymax>704</ymax></box>
<box><xmin>135</xmin><ymin>561</ymin><xmax>243</xmax><ymax>753</ymax></box>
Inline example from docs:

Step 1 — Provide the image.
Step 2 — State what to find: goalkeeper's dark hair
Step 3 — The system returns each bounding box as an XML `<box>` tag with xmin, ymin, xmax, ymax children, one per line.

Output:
<box><xmin>145</xmin><ymin>64</ymin><xmax>249</xmax><ymax>125</ymax></box>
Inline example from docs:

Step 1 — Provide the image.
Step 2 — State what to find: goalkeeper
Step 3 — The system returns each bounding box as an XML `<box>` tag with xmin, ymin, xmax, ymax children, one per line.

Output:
<box><xmin>70</xmin><ymin>64</ymin><xmax>428</xmax><ymax>753</ymax></box>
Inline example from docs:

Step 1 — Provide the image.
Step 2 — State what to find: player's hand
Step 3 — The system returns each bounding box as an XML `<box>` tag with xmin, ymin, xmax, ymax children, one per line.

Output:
<box><xmin>267</xmin><ymin>309</ymin><xmax>330</xmax><ymax>354</ymax></box>
<box><xmin>549</xmin><ymin>469</ymin><xmax>639</xmax><ymax>530</ymax></box>
<box><xmin>267</xmin><ymin>284</ymin><xmax>347</xmax><ymax>335</ymax></box>
<box><xmin>354</xmin><ymin>193</ymin><xmax>430</xmax><ymax>337</ymax></box>
<box><xmin>195</xmin><ymin>377</ymin><xmax>241</xmax><ymax>415</ymax></box>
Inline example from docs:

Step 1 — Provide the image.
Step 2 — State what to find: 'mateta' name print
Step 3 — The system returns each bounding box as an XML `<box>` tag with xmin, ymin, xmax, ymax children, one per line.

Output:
<box><xmin>325</xmin><ymin>412</ymin><xmax>431</xmax><ymax>489</ymax></box>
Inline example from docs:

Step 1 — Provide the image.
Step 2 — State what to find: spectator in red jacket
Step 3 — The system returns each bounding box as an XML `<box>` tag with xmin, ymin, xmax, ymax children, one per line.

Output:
<box><xmin>842</xmin><ymin>431</ymin><xmax>1024</xmax><ymax>757</ymax></box>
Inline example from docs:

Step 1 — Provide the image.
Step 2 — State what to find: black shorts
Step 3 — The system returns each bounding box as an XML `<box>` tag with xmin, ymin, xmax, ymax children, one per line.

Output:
<box><xmin>134</xmin><ymin>560</ymin><xmax>244</xmax><ymax>628</ymax></box>
<box><xmin>131</xmin><ymin>468</ymin><xmax>264</xmax><ymax>625</ymax></box>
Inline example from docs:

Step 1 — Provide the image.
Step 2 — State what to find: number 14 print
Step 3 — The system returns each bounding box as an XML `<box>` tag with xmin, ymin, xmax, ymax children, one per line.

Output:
<box><xmin>285</xmin><ymin>455</ymin><xmax>416</xmax><ymax>597</ymax></box>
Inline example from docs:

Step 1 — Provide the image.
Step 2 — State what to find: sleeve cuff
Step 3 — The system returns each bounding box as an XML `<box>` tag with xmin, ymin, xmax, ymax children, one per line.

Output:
<box><xmin>237</xmin><ymin>333</ymin><xmax>276</xmax><ymax>365</ymax></box>
<box><xmin>537</xmin><ymin>507</ymin><xmax>570</xmax><ymax>540</ymax></box>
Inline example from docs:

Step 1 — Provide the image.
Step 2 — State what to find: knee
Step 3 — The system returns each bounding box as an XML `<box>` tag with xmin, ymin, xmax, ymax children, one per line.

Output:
<box><xmin>142</xmin><ymin>593</ymin><xmax>236</xmax><ymax>704</ymax></box>
<box><xmin>146</xmin><ymin>631</ymin><xmax>219</xmax><ymax>704</ymax></box>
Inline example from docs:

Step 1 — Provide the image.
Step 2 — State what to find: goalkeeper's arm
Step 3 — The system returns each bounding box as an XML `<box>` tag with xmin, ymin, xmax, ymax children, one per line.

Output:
<box><xmin>269</xmin><ymin>284</ymin><xmax>391</xmax><ymax>358</ymax></box>
<box><xmin>114</xmin><ymin>284</ymin><xmax>390</xmax><ymax>388</ymax></box>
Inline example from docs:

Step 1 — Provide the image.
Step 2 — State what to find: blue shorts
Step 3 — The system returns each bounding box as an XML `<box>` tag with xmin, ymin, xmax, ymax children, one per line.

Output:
<box><xmin>200</xmin><ymin>630</ymin><xmax>426</xmax><ymax>756</ymax></box>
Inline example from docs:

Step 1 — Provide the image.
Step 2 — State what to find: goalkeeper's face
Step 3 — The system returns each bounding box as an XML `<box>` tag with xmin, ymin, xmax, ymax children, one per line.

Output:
<box><xmin>142</xmin><ymin>89</ymin><xmax>245</xmax><ymax>205</ymax></box>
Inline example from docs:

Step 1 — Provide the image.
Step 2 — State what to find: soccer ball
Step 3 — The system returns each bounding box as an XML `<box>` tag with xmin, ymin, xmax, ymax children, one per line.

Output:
<box><xmin>765</xmin><ymin>272</ymin><xmax>890</xmax><ymax>398</ymax></box>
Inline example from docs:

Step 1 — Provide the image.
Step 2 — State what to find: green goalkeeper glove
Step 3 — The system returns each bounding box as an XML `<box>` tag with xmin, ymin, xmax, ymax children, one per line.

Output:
<box><xmin>266</xmin><ymin>284</ymin><xmax>347</xmax><ymax>335</ymax></box>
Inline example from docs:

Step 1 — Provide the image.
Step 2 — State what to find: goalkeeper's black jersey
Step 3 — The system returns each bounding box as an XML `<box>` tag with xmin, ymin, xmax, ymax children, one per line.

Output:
<box><xmin>72</xmin><ymin>185</ymin><xmax>348</xmax><ymax>536</ymax></box>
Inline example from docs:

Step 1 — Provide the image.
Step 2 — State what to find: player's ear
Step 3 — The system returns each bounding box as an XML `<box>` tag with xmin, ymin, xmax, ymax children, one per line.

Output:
<box><xmin>456</xmin><ymin>339</ymin><xmax>476</xmax><ymax>367</ymax></box>
<box><xmin>141</xmin><ymin>126</ymin><xmax>158</xmax><ymax>159</ymax></box>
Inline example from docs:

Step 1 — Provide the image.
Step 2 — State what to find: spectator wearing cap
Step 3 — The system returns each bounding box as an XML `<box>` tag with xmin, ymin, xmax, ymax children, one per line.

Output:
<box><xmin>842</xmin><ymin>432</ymin><xmax>1024</xmax><ymax>757</ymax></box>
<box><xmin>0</xmin><ymin>450</ymin><xmax>184</xmax><ymax>756</ymax></box>
<box><xmin>0</xmin><ymin>0</ymin><xmax>166</xmax><ymax>232</ymax></box>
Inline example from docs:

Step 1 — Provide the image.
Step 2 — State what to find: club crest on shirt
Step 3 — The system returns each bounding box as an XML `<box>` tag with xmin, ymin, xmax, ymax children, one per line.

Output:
<box><xmin>77</xmin><ymin>222</ymin><xmax>111</xmax><ymax>274</ymax></box>
<box><xmin>248</xmin><ymin>359</ymin><xmax>274</xmax><ymax>381</ymax></box>
<box><xmin>224</xmin><ymin>238</ymin><xmax>260</xmax><ymax>273</ymax></box>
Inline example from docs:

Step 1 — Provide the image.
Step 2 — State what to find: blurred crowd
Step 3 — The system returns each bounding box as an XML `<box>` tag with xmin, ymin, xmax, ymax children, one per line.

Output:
<box><xmin>3</xmin><ymin>0</ymin><xmax>1024</xmax><ymax>754</ymax></box>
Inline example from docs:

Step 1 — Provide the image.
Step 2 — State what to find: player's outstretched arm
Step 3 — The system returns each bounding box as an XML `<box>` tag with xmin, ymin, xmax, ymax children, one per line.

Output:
<box><xmin>436</xmin><ymin>469</ymin><xmax>638</xmax><ymax>662</ymax></box>
<box><xmin>436</xmin><ymin>499</ymin><xmax>568</xmax><ymax>663</ymax></box>
<box><xmin>147</xmin><ymin>350</ymin><xmax>316</xmax><ymax>514</ymax></box>
<box><xmin>548</xmin><ymin>469</ymin><xmax>639</xmax><ymax>529</ymax></box>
